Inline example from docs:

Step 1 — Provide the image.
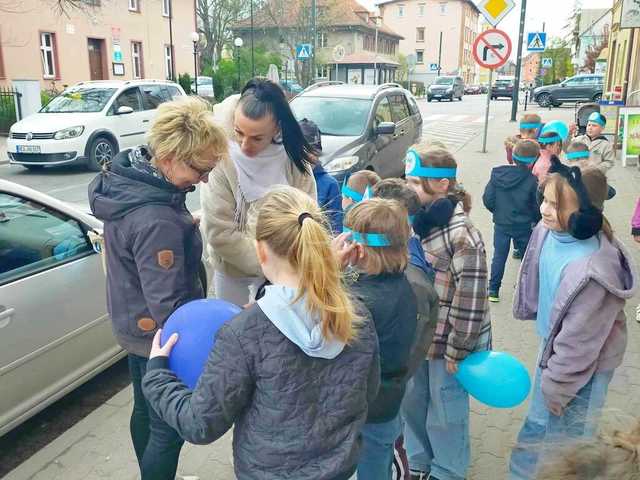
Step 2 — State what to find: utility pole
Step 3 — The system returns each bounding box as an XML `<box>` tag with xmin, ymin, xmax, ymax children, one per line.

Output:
<box><xmin>374</xmin><ymin>19</ymin><xmax>379</xmax><ymax>84</ymax></box>
<box><xmin>438</xmin><ymin>31</ymin><xmax>443</xmax><ymax>76</ymax></box>
<box><xmin>510</xmin><ymin>0</ymin><xmax>527</xmax><ymax>121</ymax></box>
<box><xmin>311</xmin><ymin>0</ymin><xmax>317</xmax><ymax>84</ymax></box>
<box><xmin>250</xmin><ymin>0</ymin><xmax>255</xmax><ymax>77</ymax></box>
<box><xmin>168</xmin><ymin>0</ymin><xmax>175</xmax><ymax>81</ymax></box>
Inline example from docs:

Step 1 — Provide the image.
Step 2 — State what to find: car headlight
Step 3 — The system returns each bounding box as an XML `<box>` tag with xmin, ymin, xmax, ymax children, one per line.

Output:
<box><xmin>324</xmin><ymin>155</ymin><xmax>359</xmax><ymax>173</ymax></box>
<box><xmin>54</xmin><ymin>126</ymin><xmax>85</xmax><ymax>140</ymax></box>
<box><xmin>446</xmin><ymin>87</ymin><xmax>453</xmax><ymax>92</ymax></box>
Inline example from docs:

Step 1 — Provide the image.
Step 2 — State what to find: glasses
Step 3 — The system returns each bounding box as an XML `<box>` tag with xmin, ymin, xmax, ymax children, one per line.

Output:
<box><xmin>189</xmin><ymin>163</ymin><xmax>215</xmax><ymax>180</ymax></box>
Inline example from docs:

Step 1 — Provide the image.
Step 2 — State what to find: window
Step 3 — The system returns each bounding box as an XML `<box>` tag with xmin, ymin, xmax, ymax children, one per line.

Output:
<box><xmin>416</xmin><ymin>50</ymin><xmax>424</xmax><ymax>64</ymax></box>
<box><xmin>416</xmin><ymin>28</ymin><xmax>425</xmax><ymax>42</ymax></box>
<box><xmin>141</xmin><ymin>85</ymin><xmax>170</xmax><ymax>110</ymax></box>
<box><xmin>112</xmin><ymin>87</ymin><xmax>143</xmax><ymax>113</ymax></box>
<box><xmin>398</xmin><ymin>4</ymin><xmax>405</xmax><ymax>17</ymax></box>
<box><xmin>316</xmin><ymin>65</ymin><xmax>330</xmax><ymax>79</ymax></box>
<box><xmin>389</xmin><ymin>94</ymin><xmax>410</xmax><ymax>122</ymax></box>
<box><xmin>83</xmin><ymin>0</ymin><xmax>101</xmax><ymax>5</ymax></box>
<box><xmin>162</xmin><ymin>0</ymin><xmax>170</xmax><ymax>16</ymax></box>
<box><xmin>319</xmin><ymin>32</ymin><xmax>328</xmax><ymax>48</ymax></box>
<box><xmin>40</xmin><ymin>32</ymin><xmax>57</xmax><ymax>79</ymax></box>
<box><xmin>439</xmin><ymin>2</ymin><xmax>447</xmax><ymax>14</ymax></box>
<box><xmin>164</xmin><ymin>45</ymin><xmax>173</xmax><ymax>80</ymax></box>
<box><xmin>131</xmin><ymin>41</ymin><xmax>143</xmax><ymax>79</ymax></box>
<box><xmin>166</xmin><ymin>85</ymin><xmax>182</xmax><ymax>99</ymax></box>
<box><xmin>374</xmin><ymin>97</ymin><xmax>393</xmax><ymax>127</ymax></box>
<box><xmin>0</xmin><ymin>193</ymin><xmax>94</xmax><ymax>285</ymax></box>
<box><xmin>128</xmin><ymin>0</ymin><xmax>139</xmax><ymax>11</ymax></box>
<box><xmin>418</xmin><ymin>3</ymin><xmax>425</xmax><ymax>16</ymax></box>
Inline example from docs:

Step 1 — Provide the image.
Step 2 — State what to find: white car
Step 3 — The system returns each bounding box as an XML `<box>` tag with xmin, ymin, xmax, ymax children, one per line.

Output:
<box><xmin>7</xmin><ymin>80</ymin><xmax>186</xmax><ymax>172</ymax></box>
<box><xmin>191</xmin><ymin>76</ymin><xmax>215</xmax><ymax>98</ymax></box>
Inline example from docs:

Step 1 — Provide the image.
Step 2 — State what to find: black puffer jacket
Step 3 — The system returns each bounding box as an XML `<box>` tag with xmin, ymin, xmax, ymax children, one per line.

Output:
<box><xmin>142</xmin><ymin>303</ymin><xmax>380</xmax><ymax>480</ymax></box>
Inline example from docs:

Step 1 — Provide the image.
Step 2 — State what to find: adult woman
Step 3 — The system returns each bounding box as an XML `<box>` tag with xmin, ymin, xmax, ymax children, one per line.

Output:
<box><xmin>201</xmin><ymin>78</ymin><xmax>317</xmax><ymax>306</ymax></box>
<box><xmin>88</xmin><ymin>97</ymin><xmax>228</xmax><ymax>480</ymax></box>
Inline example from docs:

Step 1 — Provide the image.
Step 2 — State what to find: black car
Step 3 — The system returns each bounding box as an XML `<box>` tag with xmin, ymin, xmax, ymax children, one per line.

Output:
<box><xmin>491</xmin><ymin>78</ymin><xmax>514</xmax><ymax>99</ymax></box>
<box><xmin>533</xmin><ymin>74</ymin><xmax>603</xmax><ymax>107</ymax></box>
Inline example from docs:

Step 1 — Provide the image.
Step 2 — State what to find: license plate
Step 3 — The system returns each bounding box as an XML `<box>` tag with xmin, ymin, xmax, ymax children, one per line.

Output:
<box><xmin>434</xmin><ymin>94</ymin><xmax>442</xmax><ymax>98</ymax></box>
<box><xmin>17</xmin><ymin>145</ymin><xmax>41</xmax><ymax>154</ymax></box>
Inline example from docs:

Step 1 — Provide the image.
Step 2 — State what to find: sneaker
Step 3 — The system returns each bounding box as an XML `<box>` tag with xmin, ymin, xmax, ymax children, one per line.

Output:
<box><xmin>512</xmin><ymin>250</ymin><xmax>524</xmax><ymax>259</ymax></box>
<box><xmin>636</xmin><ymin>304</ymin><xmax>640</xmax><ymax>323</ymax></box>
<box><xmin>488</xmin><ymin>291</ymin><xmax>500</xmax><ymax>303</ymax></box>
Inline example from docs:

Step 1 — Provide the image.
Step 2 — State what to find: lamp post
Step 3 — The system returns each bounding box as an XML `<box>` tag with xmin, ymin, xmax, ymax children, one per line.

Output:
<box><xmin>234</xmin><ymin>37</ymin><xmax>244</xmax><ymax>91</ymax></box>
<box><xmin>191</xmin><ymin>32</ymin><xmax>200</xmax><ymax>95</ymax></box>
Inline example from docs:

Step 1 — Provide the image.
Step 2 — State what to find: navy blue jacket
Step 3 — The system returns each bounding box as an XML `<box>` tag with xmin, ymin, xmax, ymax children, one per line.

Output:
<box><xmin>314</xmin><ymin>164</ymin><xmax>342</xmax><ymax>234</ymax></box>
<box><xmin>88</xmin><ymin>150</ymin><xmax>204</xmax><ymax>357</ymax></box>
<box><xmin>483</xmin><ymin>165</ymin><xmax>541</xmax><ymax>230</ymax></box>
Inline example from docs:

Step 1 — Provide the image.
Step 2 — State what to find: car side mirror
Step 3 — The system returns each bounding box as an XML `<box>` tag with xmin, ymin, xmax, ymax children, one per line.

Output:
<box><xmin>375</xmin><ymin>122</ymin><xmax>395</xmax><ymax>136</ymax></box>
<box><xmin>116</xmin><ymin>106</ymin><xmax>134</xmax><ymax>115</ymax></box>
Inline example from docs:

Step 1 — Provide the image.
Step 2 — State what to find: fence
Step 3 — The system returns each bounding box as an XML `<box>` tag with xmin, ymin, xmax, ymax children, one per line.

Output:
<box><xmin>0</xmin><ymin>87</ymin><xmax>22</xmax><ymax>135</ymax></box>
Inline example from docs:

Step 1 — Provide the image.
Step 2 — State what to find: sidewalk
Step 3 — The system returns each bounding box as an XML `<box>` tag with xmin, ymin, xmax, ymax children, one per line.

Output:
<box><xmin>5</xmin><ymin>105</ymin><xmax>640</xmax><ymax>480</ymax></box>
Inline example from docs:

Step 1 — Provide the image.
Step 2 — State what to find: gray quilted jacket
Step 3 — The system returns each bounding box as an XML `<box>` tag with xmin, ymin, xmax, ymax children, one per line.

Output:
<box><xmin>142</xmin><ymin>303</ymin><xmax>380</xmax><ymax>480</ymax></box>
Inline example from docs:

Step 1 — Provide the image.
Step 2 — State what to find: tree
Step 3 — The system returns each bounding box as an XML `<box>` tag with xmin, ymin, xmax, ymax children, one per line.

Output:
<box><xmin>583</xmin><ymin>37</ymin><xmax>608</xmax><ymax>73</ymax></box>
<box><xmin>1</xmin><ymin>0</ymin><xmax>101</xmax><ymax>15</ymax></box>
<box><xmin>542</xmin><ymin>38</ymin><xmax>575</xmax><ymax>84</ymax></box>
<box><xmin>196</xmin><ymin>0</ymin><xmax>251</xmax><ymax>68</ymax></box>
<box><xmin>395</xmin><ymin>54</ymin><xmax>408</xmax><ymax>82</ymax></box>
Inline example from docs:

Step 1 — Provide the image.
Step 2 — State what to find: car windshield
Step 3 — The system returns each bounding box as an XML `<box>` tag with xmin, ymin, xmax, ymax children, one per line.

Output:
<box><xmin>495</xmin><ymin>80</ymin><xmax>512</xmax><ymax>86</ymax></box>
<box><xmin>41</xmin><ymin>88</ymin><xmax>116</xmax><ymax>113</ymax></box>
<box><xmin>290</xmin><ymin>96</ymin><xmax>372</xmax><ymax>136</ymax></box>
<box><xmin>435</xmin><ymin>78</ymin><xmax>453</xmax><ymax>85</ymax></box>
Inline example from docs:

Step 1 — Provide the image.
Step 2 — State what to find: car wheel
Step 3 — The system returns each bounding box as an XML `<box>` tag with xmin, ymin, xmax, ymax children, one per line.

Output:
<box><xmin>87</xmin><ymin>136</ymin><xmax>116</xmax><ymax>172</ymax></box>
<box><xmin>537</xmin><ymin>93</ymin><xmax>552</xmax><ymax>107</ymax></box>
<box><xmin>593</xmin><ymin>93</ymin><xmax>602</xmax><ymax>103</ymax></box>
<box><xmin>24</xmin><ymin>164</ymin><xmax>44</xmax><ymax>171</ymax></box>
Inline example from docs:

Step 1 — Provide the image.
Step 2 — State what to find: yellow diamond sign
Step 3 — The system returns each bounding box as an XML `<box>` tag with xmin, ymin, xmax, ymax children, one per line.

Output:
<box><xmin>478</xmin><ymin>0</ymin><xmax>515</xmax><ymax>27</ymax></box>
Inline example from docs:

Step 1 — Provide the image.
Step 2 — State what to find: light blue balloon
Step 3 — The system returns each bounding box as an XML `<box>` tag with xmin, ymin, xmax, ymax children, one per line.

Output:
<box><xmin>540</xmin><ymin>120</ymin><xmax>569</xmax><ymax>141</ymax></box>
<box><xmin>455</xmin><ymin>351</ymin><xmax>531</xmax><ymax>408</ymax></box>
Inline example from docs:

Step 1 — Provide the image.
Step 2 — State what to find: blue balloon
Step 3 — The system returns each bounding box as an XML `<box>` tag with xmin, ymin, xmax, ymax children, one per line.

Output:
<box><xmin>455</xmin><ymin>351</ymin><xmax>531</xmax><ymax>408</ymax></box>
<box><xmin>540</xmin><ymin>120</ymin><xmax>569</xmax><ymax>141</ymax></box>
<box><xmin>160</xmin><ymin>299</ymin><xmax>241</xmax><ymax>389</ymax></box>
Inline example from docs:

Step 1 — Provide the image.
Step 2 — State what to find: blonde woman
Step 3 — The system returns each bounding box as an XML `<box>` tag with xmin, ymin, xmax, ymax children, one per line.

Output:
<box><xmin>143</xmin><ymin>186</ymin><xmax>379</xmax><ymax>479</ymax></box>
<box><xmin>88</xmin><ymin>96</ymin><xmax>228</xmax><ymax>480</ymax></box>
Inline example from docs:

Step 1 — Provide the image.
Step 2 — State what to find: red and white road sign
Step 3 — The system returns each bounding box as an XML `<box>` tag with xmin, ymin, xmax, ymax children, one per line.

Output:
<box><xmin>473</xmin><ymin>29</ymin><xmax>512</xmax><ymax>70</ymax></box>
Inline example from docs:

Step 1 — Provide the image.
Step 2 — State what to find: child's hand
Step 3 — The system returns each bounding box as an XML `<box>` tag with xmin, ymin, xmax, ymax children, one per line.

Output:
<box><xmin>332</xmin><ymin>232</ymin><xmax>361</xmax><ymax>269</ymax></box>
<box><xmin>544</xmin><ymin>396</ymin><xmax>564</xmax><ymax>416</ymax></box>
<box><xmin>568</xmin><ymin>123</ymin><xmax>577</xmax><ymax>137</ymax></box>
<box><xmin>634</xmin><ymin>235</ymin><xmax>640</xmax><ymax>244</ymax></box>
<box><xmin>149</xmin><ymin>330</ymin><xmax>179</xmax><ymax>359</ymax></box>
<box><xmin>446</xmin><ymin>360</ymin><xmax>459</xmax><ymax>375</ymax></box>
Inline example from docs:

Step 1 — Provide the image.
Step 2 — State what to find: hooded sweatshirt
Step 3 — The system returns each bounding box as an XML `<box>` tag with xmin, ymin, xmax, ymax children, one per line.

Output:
<box><xmin>483</xmin><ymin>164</ymin><xmax>541</xmax><ymax>229</ymax></box>
<box><xmin>313</xmin><ymin>163</ymin><xmax>343</xmax><ymax>234</ymax></box>
<box><xmin>88</xmin><ymin>148</ymin><xmax>204</xmax><ymax>357</ymax></box>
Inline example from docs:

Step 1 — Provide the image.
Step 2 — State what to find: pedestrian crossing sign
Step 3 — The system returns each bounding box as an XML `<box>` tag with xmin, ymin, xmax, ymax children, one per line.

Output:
<box><xmin>527</xmin><ymin>32</ymin><xmax>546</xmax><ymax>52</ymax></box>
<box><xmin>542</xmin><ymin>57</ymin><xmax>553</xmax><ymax>68</ymax></box>
<box><xmin>296</xmin><ymin>44</ymin><xmax>313</xmax><ymax>60</ymax></box>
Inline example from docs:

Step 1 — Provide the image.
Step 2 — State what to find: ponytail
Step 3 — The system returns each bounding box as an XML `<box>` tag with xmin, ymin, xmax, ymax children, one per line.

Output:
<box><xmin>255</xmin><ymin>186</ymin><xmax>360</xmax><ymax>344</ymax></box>
<box><xmin>240</xmin><ymin>78</ymin><xmax>314</xmax><ymax>174</ymax></box>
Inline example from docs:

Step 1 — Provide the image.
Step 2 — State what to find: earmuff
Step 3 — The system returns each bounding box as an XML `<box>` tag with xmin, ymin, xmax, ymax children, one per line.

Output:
<box><xmin>548</xmin><ymin>156</ymin><xmax>603</xmax><ymax>240</ymax></box>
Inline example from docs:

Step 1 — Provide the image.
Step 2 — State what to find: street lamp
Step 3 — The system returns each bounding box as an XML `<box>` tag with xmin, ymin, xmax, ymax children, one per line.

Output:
<box><xmin>234</xmin><ymin>37</ymin><xmax>244</xmax><ymax>91</ymax></box>
<box><xmin>191</xmin><ymin>31</ymin><xmax>200</xmax><ymax>95</ymax></box>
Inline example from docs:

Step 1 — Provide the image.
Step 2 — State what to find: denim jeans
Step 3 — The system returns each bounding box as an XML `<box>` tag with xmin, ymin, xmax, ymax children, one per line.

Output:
<box><xmin>509</xmin><ymin>360</ymin><xmax>613</xmax><ymax>480</ymax></box>
<box><xmin>129</xmin><ymin>354</ymin><xmax>184</xmax><ymax>480</ymax></box>
<box><xmin>489</xmin><ymin>225</ymin><xmax>532</xmax><ymax>293</ymax></box>
<box><xmin>357</xmin><ymin>415</ymin><xmax>402</xmax><ymax>480</ymax></box>
<box><xmin>401</xmin><ymin>359</ymin><xmax>470</xmax><ymax>480</ymax></box>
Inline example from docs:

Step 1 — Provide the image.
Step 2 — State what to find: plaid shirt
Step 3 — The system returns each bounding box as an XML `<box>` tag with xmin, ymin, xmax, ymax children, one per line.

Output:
<box><xmin>422</xmin><ymin>203</ymin><xmax>492</xmax><ymax>361</ymax></box>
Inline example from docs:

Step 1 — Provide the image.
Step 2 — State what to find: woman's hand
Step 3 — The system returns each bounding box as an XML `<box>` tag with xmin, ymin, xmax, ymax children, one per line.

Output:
<box><xmin>332</xmin><ymin>232</ymin><xmax>361</xmax><ymax>269</ymax></box>
<box><xmin>149</xmin><ymin>330</ymin><xmax>179</xmax><ymax>359</ymax></box>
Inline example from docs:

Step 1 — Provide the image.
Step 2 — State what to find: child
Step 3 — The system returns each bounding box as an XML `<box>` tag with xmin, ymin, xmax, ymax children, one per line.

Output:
<box><xmin>537</xmin><ymin>420</ymin><xmax>640</xmax><ymax>479</ymax></box>
<box><xmin>341</xmin><ymin>198</ymin><xmax>418</xmax><ymax>480</ymax></box>
<box><xmin>483</xmin><ymin>139</ymin><xmax>542</xmax><ymax>302</ymax></box>
<box><xmin>567</xmin><ymin>112</ymin><xmax>615</xmax><ymax>171</ymax></box>
<box><xmin>564</xmin><ymin>141</ymin><xmax>591</xmax><ymax>169</ymax></box>
<box><xmin>342</xmin><ymin>170</ymin><xmax>381</xmax><ymax>212</ymax></box>
<box><xmin>142</xmin><ymin>186</ymin><xmax>381</xmax><ymax>480</ymax></box>
<box><xmin>299</xmin><ymin>118</ymin><xmax>343</xmax><ymax>234</ymax></box>
<box><xmin>505</xmin><ymin>113</ymin><xmax>542</xmax><ymax>164</ymax></box>
<box><xmin>634</xmin><ymin>198</ymin><xmax>640</xmax><ymax>323</ymax></box>
<box><xmin>508</xmin><ymin>159</ymin><xmax>637</xmax><ymax>480</ymax></box>
<box><xmin>403</xmin><ymin>146</ymin><xmax>492</xmax><ymax>480</ymax></box>
<box><xmin>533</xmin><ymin>121</ymin><xmax>569</xmax><ymax>182</ymax></box>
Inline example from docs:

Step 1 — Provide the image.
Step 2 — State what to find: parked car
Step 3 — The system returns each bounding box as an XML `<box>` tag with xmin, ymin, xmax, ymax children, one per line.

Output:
<box><xmin>492</xmin><ymin>78</ymin><xmax>515</xmax><ymax>99</ymax></box>
<box><xmin>427</xmin><ymin>76</ymin><xmax>464</xmax><ymax>102</ymax></box>
<box><xmin>191</xmin><ymin>76</ymin><xmax>214</xmax><ymax>97</ymax></box>
<box><xmin>280</xmin><ymin>80</ymin><xmax>304</xmax><ymax>98</ymax></box>
<box><xmin>533</xmin><ymin>74</ymin><xmax>604</xmax><ymax>107</ymax></box>
<box><xmin>290</xmin><ymin>81</ymin><xmax>423</xmax><ymax>180</ymax></box>
<box><xmin>7</xmin><ymin>80</ymin><xmax>186</xmax><ymax>172</ymax></box>
<box><xmin>464</xmin><ymin>84</ymin><xmax>482</xmax><ymax>95</ymax></box>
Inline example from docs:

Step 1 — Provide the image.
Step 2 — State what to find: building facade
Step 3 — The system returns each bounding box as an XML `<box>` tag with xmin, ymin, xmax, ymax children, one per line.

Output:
<box><xmin>377</xmin><ymin>0</ymin><xmax>480</xmax><ymax>85</ymax></box>
<box><xmin>572</xmin><ymin>8</ymin><xmax>611</xmax><ymax>73</ymax></box>
<box><xmin>521</xmin><ymin>53</ymin><xmax>541</xmax><ymax>87</ymax></box>
<box><xmin>0</xmin><ymin>0</ymin><xmax>197</xmax><ymax>88</ymax></box>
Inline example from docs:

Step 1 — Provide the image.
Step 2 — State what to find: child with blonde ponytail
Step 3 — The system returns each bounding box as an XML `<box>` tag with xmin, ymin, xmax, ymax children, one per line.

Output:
<box><xmin>142</xmin><ymin>186</ymin><xmax>380</xmax><ymax>480</ymax></box>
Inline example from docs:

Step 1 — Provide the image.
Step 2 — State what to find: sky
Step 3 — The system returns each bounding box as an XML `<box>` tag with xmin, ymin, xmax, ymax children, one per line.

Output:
<box><xmin>360</xmin><ymin>0</ymin><xmax>615</xmax><ymax>59</ymax></box>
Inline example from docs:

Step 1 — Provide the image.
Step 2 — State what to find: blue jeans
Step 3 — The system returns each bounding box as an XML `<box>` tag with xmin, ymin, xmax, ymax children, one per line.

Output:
<box><xmin>489</xmin><ymin>225</ymin><xmax>532</xmax><ymax>293</ymax></box>
<box><xmin>401</xmin><ymin>359</ymin><xmax>470</xmax><ymax>480</ymax></box>
<box><xmin>509</xmin><ymin>361</ymin><xmax>613</xmax><ymax>480</ymax></box>
<box><xmin>357</xmin><ymin>415</ymin><xmax>402</xmax><ymax>480</ymax></box>
<box><xmin>129</xmin><ymin>354</ymin><xmax>184</xmax><ymax>480</ymax></box>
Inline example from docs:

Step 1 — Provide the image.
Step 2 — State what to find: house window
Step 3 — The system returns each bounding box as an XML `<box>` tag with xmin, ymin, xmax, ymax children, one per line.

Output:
<box><xmin>416</xmin><ymin>50</ymin><xmax>424</xmax><ymax>64</ymax></box>
<box><xmin>416</xmin><ymin>28</ymin><xmax>425</xmax><ymax>42</ymax></box>
<box><xmin>128</xmin><ymin>0</ymin><xmax>139</xmax><ymax>12</ymax></box>
<box><xmin>319</xmin><ymin>32</ymin><xmax>328</xmax><ymax>48</ymax></box>
<box><xmin>162</xmin><ymin>0</ymin><xmax>170</xmax><ymax>16</ymax></box>
<box><xmin>398</xmin><ymin>4</ymin><xmax>405</xmax><ymax>17</ymax></box>
<box><xmin>83</xmin><ymin>0</ymin><xmax>101</xmax><ymax>5</ymax></box>
<box><xmin>317</xmin><ymin>65</ymin><xmax>330</xmax><ymax>78</ymax></box>
<box><xmin>418</xmin><ymin>3</ymin><xmax>425</xmax><ymax>16</ymax></box>
<box><xmin>131</xmin><ymin>41</ymin><xmax>143</xmax><ymax>79</ymax></box>
<box><xmin>164</xmin><ymin>44</ymin><xmax>173</xmax><ymax>80</ymax></box>
<box><xmin>439</xmin><ymin>2</ymin><xmax>447</xmax><ymax>14</ymax></box>
<box><xmin>40</xmin><ymin>32</ymin><xmax>57</xmax><ymax>78</ymax></box>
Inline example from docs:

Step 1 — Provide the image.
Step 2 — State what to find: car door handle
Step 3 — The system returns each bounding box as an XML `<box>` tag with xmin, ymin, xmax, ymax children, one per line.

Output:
<box><xmin>142</xmin><ymin>119</ymin><xmax>150</xmax><ymax>123</ymax></box>
<box><xmin>0</xmin><ymin>306</ymin><xmax>15</xmax><ymax>328</ymax></box>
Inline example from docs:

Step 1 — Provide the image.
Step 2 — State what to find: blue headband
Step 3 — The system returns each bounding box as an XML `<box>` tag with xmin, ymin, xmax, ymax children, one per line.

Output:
<box><xmin>588</xmin><ymin>112</ymin><xmax>606</xmax><ymax>127</ymax></box>
<box><xmin>512</xmin><ymin>153</ymin><xmax>537</xmax><ymax>164</ymax></box>
<box><xmin>405</xmin><ymin>149</ymin><xmax>457</xmax><ymax>178</ymax></box>
<box><xmin>343</xmin><ymin>227</ymin><xmax>391</xmax><ymax>247</ymax></box>
<box><xmin>520</xmin><ymin>122</ymin><xmax>542</xmax><ymax>129</ymax></box>
<box><xmin>538</xmin><ymin>135</ymin><xmax>562</xmax><ymax>144</ymax></box>
<box><xmin>566</xmin><ymin>151</ymin><xmax>591</xmax><ymax>160</ymax></box>
<box><xmin>342</xmin><ymin>180</ymin><xmax>373</xmax><ymax>203</ymax></box>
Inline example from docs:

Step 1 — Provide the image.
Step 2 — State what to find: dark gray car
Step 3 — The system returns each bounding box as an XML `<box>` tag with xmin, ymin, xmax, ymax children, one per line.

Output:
<box><xmin>534</xmin><ymin>74</ymin><xmax>603</xmax><ymax>107</ymax></box>
<box><xmin>427</xmin><ymin>76</ymin><xmax>464</xmax><ymax>102</ymax></box>
<box><xmin>290</xmin><ymin>82</ymin><xmax>423</xmax><ymax>180</ymax></box>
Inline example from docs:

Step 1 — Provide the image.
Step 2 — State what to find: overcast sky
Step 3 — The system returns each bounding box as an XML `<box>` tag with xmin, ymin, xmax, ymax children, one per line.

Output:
<box><xmin>362</xmin><ymin>0</ymin><xmax>614</xmax><ymax>59</ymax></box>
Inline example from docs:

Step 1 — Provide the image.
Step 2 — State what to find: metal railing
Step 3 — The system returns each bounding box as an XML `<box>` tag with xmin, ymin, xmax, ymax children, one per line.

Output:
<box><xmin>0</xmin><ymin>87</ymin><xmax>22</xmax><ymax>135</ymax></box>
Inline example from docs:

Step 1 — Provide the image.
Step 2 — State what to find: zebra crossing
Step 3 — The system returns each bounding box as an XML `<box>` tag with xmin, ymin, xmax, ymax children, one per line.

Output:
<box><xmin>420</xmin><ymin>115</ymin><xmax>489</xmax><ymax>151</ymax></box>
<box><xmin>421</xmin><ymin>113</ymin><xmax>494</xmax><ymax>124</ymax></box>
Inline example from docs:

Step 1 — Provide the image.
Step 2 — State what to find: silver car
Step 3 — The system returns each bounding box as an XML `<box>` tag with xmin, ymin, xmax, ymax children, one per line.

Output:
<box><xmin>0</xmin><ymin>179</ymin><xmax>124</xmax><ymax>436</ymax></box>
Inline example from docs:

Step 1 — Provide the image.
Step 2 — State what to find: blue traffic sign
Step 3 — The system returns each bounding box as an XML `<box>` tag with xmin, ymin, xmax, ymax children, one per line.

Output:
<box><xmin>296</xmin><ymin>43</ymin><xmax>313</xmax><ymax>60</ymax></box>
<box><xmin>527</xmin><ymin>32</ymin><xmax>546</xmax><ymax>52</ymax></box>
<box><xmin>429</xmin><ymin>63</ymin><xmax>439</xmax><ymax>72</ymax></box>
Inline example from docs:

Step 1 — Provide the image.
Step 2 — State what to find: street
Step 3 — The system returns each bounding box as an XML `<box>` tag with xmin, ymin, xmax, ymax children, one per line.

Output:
<box><xmin>1</xmin><ymin>94</ymin><xmax>639</xmax><ymax>479</ymax></box>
